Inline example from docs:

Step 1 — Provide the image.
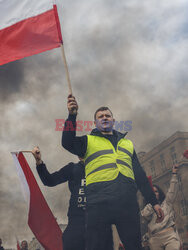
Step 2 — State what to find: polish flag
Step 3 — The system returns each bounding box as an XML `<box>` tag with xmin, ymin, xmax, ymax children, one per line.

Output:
<box><xmin>0</xmin><ymin>0</ymin><xmax>63</xmax><ymax>66</ymax></box>
<box><xmin>12</xmin><ymin>152</ymin><xmax>63</xmax><ymax>250</ymax></box>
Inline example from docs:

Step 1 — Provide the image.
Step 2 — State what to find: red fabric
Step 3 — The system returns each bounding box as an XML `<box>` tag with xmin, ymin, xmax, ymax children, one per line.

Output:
<box><xmin>0</xmin><ymin>5</ymin><xmax>62</xmax><ymax>66</ymax></box>
<box><xmin>183</xmin><ymin>150</ymin><xmax>188</xmax><ymax>159</ymax></box>
<box><xmin>17</xmin><ymin>241</ymin><xmax>21</xmax><ymax>250</ymax></box>
<box><xmin>53</xmin><ymin>4</ymin><xmax>63</xmax><ymax>44</ymax></box>
<box><xmin>147</xmin><ymin>176</ymin><xmax>154</xmax><ymax>191</ymax></box>
<box><xmin>119</xmin><ymin>243</ymin><xmax>125</xmax><ymax>249</ymax></box>
<box><xmin>17</xmin><ymin>152</ymin><xmax>63</xmax><ymax>250</ymax></box>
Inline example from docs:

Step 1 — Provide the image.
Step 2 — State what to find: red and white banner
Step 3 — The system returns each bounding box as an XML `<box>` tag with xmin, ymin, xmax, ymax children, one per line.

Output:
<box><xmin>12</xmin><ymin>152</ymin><xmax>63</xmax><ymax>250</ymax></box>
<box><xmin>0</xmin><ymin>0</ymin><xmax>63</xmax><ymax>66</ymax></box>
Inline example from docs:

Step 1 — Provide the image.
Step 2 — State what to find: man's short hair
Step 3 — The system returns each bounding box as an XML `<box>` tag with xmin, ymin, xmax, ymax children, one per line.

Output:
<box><xmin>94</xmin><ymin>107</ymin><xmax>113</xmax><ymax>120</ymax></box>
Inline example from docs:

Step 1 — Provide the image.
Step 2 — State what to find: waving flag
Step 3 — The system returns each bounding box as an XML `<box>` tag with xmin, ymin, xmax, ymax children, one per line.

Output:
<box><xmin>12</xmin><ymin>152</ymin><xmax>63</xmax><ymax>250</ymax></box>
<box><xmin>0</xmin><ymin>0</ymin><xmax>63</xmax><ymax>66</ymax></box>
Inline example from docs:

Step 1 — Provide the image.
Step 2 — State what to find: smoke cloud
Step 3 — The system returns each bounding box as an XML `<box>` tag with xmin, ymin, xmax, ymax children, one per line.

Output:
<box><xmin>0</xmin><ymin>0</ymin><xmax>188</xmax><ymax>248</ymax></box>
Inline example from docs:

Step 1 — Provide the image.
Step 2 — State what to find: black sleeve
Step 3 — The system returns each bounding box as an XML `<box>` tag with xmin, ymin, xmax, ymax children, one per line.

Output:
<box><xmin>36</xmin><ymin>162</ymin><xmax>74</xmax><ymax>187</ymax></box>
<box><xmin>61</xmin><ymin>114</ymin><xmax>87</xmax><ymax>157</ymax></box>
<box><xmin>132</xmin><ymin>151</ymin><xmax>158</xmax><ymax>206</ymax></box>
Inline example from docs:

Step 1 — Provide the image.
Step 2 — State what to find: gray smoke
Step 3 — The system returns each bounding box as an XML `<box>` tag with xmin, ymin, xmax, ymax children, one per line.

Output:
<box><xmin>0</xmin><ymin>61</ymin><xmax>24</xmax><ymax>100</ymax></box>
<box><xmin>0</xmin><ymin>0</ymin><xmax>188</xmax><ymax>248</ymax></box>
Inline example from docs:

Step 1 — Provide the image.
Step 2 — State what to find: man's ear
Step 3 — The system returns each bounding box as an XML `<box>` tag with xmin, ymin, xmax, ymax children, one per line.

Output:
<box><xmin>94</xmin><ymin>120</ymin><xmax>96</xmax><ymax>127</ymax></box>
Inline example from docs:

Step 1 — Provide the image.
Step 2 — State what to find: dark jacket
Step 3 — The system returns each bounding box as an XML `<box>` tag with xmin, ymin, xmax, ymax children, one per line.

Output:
<box><xmin>36</xmin><ymin>161</ymin><xmax>86</xmax><ymax>218</ymax></box>
<box><xmin>62</xmin><ymin>114</ymin><xmax>158</xmax><ymax>206</ymax></box>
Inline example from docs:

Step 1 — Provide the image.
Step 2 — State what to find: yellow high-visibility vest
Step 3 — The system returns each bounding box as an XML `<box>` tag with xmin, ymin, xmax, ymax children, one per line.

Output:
<box><xmin>84</xmin><ymin>135</ymin><xmax>135</xmax><ymax>186</ymax></box>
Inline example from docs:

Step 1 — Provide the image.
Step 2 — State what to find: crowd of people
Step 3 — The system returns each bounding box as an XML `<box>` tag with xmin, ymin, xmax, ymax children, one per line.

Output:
<box><xmin>2</xmin><ymin>95</ymin><xmax>187</xmax><ymax>250</ymax></box>
<box><xmin>60</xmin><ymin>94</ymin><xmax>184</xmax><ymax>250</ymax></box>
<box><xmin>0</xmin><ymin>239</ymin><xmax>28</xmax><ymax>250</ymax></box>
<box><xmin>61</xmin><ymin>95</ymin><xmax>164</xmax><ymax>250</ymax></box>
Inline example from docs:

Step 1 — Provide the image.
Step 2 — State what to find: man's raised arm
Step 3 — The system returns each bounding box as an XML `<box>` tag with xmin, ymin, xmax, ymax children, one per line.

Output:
<box><xmin>61</xmin><ymin>95</ymin><xmax>87</xmax><ymax>157</ymax></box>
<box><xmin>32</xmin><ymin>146</ymin><xmax>74</xmax><ymax>186</ymax></box>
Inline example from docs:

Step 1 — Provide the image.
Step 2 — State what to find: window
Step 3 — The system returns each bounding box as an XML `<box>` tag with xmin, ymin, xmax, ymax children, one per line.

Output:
<box><xmin>177</xmin><ymin>175</ymin><xmax>182</xmax><ymax>190</ymax></box>
<box><xmin>181</xmin><ymin>200</ymin><xmax>188</xmax><ymax>216</ymax></box>
<box><xmin>170</xmin><ymin>146</ymin><xmax>177</xmax><ymax>164</ymax></box>
<box><xmin>160</xmin><ymin>154</ymin><xmax>166</xmax><ymax>171</ymax></box>
<box><xmin>150</xmin><ymin>160</ymin><xmax>156</xmax><ymax>178</ymax></box>
<box><xmin>177</xmin><ymin>228</ymin><xmax>184</xmax><ymax>234</ymax></box>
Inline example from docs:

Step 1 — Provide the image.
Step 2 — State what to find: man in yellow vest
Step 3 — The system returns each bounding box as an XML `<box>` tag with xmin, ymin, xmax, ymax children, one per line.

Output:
<box><xmin>62</xmin><ymin>95</ymin><xmax>164</xmax><ymax>250</ymax></box>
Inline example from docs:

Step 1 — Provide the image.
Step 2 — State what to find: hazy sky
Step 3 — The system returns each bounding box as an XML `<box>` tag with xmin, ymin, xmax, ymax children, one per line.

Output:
<box><xmin>0</xmin><ymin>0</ymin><xmax>188</xmax><ymax>248</ymax></box>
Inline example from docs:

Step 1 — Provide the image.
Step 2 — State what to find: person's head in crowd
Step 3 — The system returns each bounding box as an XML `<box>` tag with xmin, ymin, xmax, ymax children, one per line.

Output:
<box><xmin>153</xmin><ymin>185</ymin><xmax>165</xmax><ymax>204</ymax></box>
<box><xmin>21</xmin><ymin>240</ymin><xmax>28</xmax><ymax>250</ymax></box>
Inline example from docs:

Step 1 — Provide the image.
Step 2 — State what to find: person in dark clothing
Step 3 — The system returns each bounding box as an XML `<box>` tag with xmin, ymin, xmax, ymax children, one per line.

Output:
<box><xmin>0</xmin><ymin>238</ymin><xmax>4</xmax><ymax>250</ymax></box>
<box><xmin>32</xmin><ymin>146</ymin><xmax>114</xmax><ymax>250</ymax></box>
<box><xmin>61</xmin><ymin>95</ymin><xmax>164</xmax><ymax>250</ymax></box>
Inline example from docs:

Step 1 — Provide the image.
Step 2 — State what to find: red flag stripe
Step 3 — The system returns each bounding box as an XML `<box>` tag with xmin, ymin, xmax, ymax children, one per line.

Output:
<box><xmin>53</xmin><ymin>4</ymin><xmax>63</xmax><ymax>44</ymax></box>
<box><xmin>0</xmin><ymin>5</ymin><xmax>62</xmax><ymax>66</ymax></box>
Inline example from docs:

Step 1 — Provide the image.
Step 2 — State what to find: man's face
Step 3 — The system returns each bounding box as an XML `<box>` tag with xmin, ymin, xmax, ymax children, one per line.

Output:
<box><xmin>94</xmin><ymin>110</ymin><xmax>115</xmax><ymax>132</ymax></box>
<box><xmin>21</xmin><ymin>241</ymin><xmax>28</xmax><ymax>250</ymax></box>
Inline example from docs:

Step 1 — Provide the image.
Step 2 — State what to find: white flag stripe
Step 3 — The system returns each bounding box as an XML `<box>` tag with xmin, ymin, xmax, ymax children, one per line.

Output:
<box><xmin>0</xmin><ymin>0</ymin><xmax>55</xmax><ymax>30</ymax></box>
<box><xmin>11</xmin><ymin>152</ymin><xmax>30</xmax><ymax>207</ymax></box>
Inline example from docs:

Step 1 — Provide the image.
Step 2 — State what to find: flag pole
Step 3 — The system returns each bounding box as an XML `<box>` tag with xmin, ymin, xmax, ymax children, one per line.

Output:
<box><xmin>60</xmin><ymin>43</ymin><xmax>73</xmax><ymax>95</ymax></box>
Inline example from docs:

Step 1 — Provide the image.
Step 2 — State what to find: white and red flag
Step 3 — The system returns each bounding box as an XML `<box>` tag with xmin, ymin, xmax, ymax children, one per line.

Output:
<box><xmin>12</xmin><ymin>152</ymin><xmax>63</xmax><ymax>250</ymax></box>
<box><xmin>0</xmin><ymin>0</ymin><xmax>63</xmax><ymax>66</ymax></box>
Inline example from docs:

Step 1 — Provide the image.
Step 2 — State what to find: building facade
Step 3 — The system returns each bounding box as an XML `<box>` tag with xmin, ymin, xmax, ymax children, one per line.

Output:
<box><xmin>138</xmin><ymin>131</ymin><xmax>188</xmax><ymax>247</ymax></box>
